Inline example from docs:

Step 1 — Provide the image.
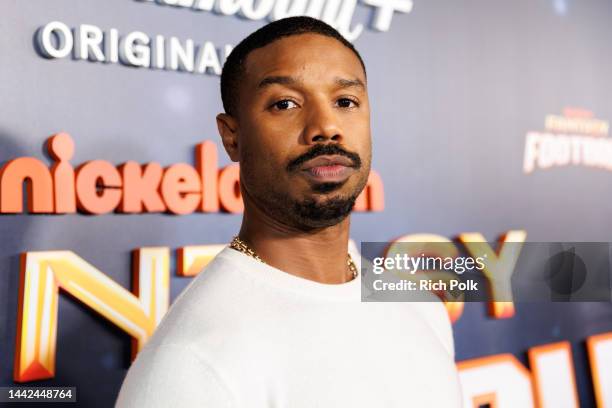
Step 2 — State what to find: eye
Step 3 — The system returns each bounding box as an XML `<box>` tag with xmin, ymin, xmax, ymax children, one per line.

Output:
<box><xmin>270</xmin><ymin>99</ymin><xmax>299</xmax><ymax>111</ymax></box>
<box><xmin>336</xmin><ymin>97</ymin><xmax>359</xmax><ymax>109</ymax></box>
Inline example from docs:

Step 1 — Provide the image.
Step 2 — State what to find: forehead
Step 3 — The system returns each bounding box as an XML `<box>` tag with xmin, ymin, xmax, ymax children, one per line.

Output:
<box><xmin>242</xmin><ymin>33</ymin><xmax>366</xmax><ymax>87</ymax></box>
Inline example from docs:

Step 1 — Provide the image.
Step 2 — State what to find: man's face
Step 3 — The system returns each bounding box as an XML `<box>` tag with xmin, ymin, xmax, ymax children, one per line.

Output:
<box><xmin>229</xmin><ymin>33</ymin><xmax>371</xmax><ymax>230</ymax></box>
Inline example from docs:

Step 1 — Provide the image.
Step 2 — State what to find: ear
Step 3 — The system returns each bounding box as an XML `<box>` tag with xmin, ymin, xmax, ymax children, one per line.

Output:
<box><xmin>216</xmin><ymin>113</ymin><xmax>240</xmax><ymax>162</ymax></box>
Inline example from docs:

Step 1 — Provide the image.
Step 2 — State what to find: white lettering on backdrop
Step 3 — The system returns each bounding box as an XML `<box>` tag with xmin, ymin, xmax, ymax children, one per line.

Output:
<box><xmin>136</xmin><ymin>0</ymin><xmax>414</xmax><ymax>42</ymax></box>
<box><xmin>36</xmin><ymin>22</ymin><xmax>230</xmax><ymax>75</ymax></box>
<box><xmin>34</xmin><ymin>1</ymin><xmax>414</xmax><ymax>75</ymax></box>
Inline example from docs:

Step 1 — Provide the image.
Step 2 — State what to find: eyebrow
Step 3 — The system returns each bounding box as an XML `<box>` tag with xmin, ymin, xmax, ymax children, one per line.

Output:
<box><xmin>257</xmin><ymin>76</ymin><xmax>297</xmax><ymax>89</ymax></box>
<box><xmin>335</xmin><ymin>77</ymin><xmax>366</xmax><ymax>90</ymax></box>
<box><xmin>257</xmin><ymin>76</ymin><xmax>366</xmax><ymax>91</ymax></box>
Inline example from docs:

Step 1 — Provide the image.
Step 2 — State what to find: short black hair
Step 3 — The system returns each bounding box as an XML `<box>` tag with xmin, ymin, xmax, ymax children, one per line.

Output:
<box><xmin>220</xmin><ymin>16</ymin><xmax>367</xmax><ymax>117</ymax></box>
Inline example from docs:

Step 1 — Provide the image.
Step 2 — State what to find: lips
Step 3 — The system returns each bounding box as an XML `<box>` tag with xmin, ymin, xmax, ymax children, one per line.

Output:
<box><xmin>300</xmin><ymin>155</ymin><xmax>356</xmax><ymax>183</ymax></box>
<box><xmin>300</xmin><ymin>155</ymin><xmax>356</xmax><ymax>170</ymax></box>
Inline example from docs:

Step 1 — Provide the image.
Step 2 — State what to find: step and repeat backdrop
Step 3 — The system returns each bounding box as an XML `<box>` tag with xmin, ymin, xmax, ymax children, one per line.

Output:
<box><xmin>2</xmin><ymin>0</ymin><xmax>612</xmax><ymax>406</ymax></box>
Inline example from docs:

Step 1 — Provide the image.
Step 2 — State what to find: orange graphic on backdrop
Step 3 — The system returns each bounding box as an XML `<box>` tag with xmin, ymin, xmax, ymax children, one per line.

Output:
<box><xmin>14</xmin><ymin>249</ymin><xmax>170</xmax><ymax>382</ymax></box>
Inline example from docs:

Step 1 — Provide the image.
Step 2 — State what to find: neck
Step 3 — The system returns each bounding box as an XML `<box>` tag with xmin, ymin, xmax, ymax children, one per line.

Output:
<box><xmin>238</xmin><ymin>196</ymin><xmax>354</xmax><ymax>284</ymax></box>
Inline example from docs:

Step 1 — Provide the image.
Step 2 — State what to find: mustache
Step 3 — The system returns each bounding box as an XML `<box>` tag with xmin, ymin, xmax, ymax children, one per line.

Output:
<box><xmin>286</xmin><ymin>144</ymin><xmax>362</xmax><ymax>173</ymax></box>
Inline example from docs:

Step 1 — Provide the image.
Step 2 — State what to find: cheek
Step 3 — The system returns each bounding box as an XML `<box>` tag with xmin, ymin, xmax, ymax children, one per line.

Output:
<box><xmin>240</xmin><ymin>131</ymin><xmax>293</xmax><ymax>179</ymax></box>
<box><xmin>342</xmin><ymin>118</ymin><xmax>371</xmax><ymax>154</ymax></box>
<box><xmin>342</xmin><ymin>109</ymin><xmax>370</xmax><ymax>133</ymax></box>
<box><xmin>246</xmin><ymin>116</ymin><xmax>300</xmax><ymax>160</ymax></box>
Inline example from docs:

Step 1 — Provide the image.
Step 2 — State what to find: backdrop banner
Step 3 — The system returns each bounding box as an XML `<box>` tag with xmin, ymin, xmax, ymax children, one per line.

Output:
<box><xmin>1</xmin><ymin>0</ymin><xmax>612</xmax><ymax>406</ymax></box>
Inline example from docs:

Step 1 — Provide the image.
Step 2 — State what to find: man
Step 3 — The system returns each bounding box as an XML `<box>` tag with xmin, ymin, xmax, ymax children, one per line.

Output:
<box><xmin>116</xmin><ymin>16</ymin><xmax>462</xmax><ymax>407</ymax></box>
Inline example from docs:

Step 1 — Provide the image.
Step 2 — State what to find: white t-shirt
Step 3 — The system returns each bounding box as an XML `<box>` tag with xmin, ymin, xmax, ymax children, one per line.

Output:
<box><xmin>116</xmin><ymin>245</ymin><xmax>463</xmax><ymax>407</ymax></box>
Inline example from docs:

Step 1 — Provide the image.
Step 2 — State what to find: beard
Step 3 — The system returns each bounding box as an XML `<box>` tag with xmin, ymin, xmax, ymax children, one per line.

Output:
<box><xmin>292</xmin><ymin>188</ymin><xmax>358</xmax><ymax>229</ymax></box>
<box><xmin>247</xmin><ymin>175</ymin><xmax>368</xmax><ymax>231</ymax></box>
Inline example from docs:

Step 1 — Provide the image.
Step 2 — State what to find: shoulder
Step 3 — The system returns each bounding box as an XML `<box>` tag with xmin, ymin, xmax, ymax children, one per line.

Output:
<box><xmin>116</xmin><ymin>248</ymin><xmax>274</xmax><ymax>406</ymax></box>
<box><xmin>134</xmin><ymin>246</ymin><xmax>279</xmax><ymax>359</ymax></box>
<box><xmin>154</xmin><ymin>247</ymin><xmax>250</xmax><ymax>332</ymax></box>
<box><xmin>116</xmin><ymin>342</ymin><xmax>236</xmax><ymax>407</ymax></box>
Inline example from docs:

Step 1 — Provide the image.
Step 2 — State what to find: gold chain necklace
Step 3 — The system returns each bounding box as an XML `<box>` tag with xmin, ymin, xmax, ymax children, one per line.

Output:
<box><xmin>229</xmin><ymin>236</ymin><xmax>358</xmax><ymax>280</ymax></box>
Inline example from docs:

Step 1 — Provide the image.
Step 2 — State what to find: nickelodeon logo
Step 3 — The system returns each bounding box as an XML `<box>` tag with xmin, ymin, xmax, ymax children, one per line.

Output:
<box><xmin>0</xmin><ymin>133</ymin><xmax>384</xmax><ymax>215</ymax></box>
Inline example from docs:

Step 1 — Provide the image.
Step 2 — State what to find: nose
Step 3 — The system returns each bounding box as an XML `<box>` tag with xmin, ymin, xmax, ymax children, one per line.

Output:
<box><xmin>302</xmin><ymin>101</ymin><xmax>343</xmax><ymax>144</ymax></box>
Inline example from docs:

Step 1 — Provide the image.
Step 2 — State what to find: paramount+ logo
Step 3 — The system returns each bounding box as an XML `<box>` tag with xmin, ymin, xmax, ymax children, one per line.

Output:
<box><xmin>0</xmin><ymin>133</ymin><xmax>384</xmax><ymax>215</ymax></box>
